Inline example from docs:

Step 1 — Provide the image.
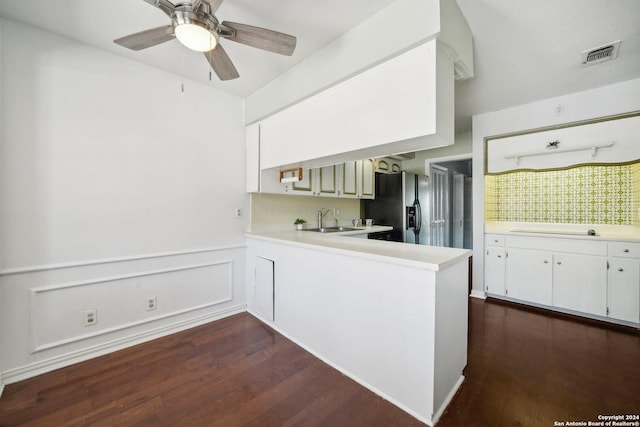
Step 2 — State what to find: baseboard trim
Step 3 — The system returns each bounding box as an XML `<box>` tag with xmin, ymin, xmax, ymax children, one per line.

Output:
<box><xmin>2</xmin><ymin>304</ymin><xmax>246</xmax><ymax>386</ymax></box>
<box><xmin>486</xmin><ymin>296</ymin><xmax>640</xmax><ymax>334</ymax></box>
<box><xmin>0</xmin><ymin>375</ymin><xmax>5</xmax><ymax>399</ymax></box>
<box><xmin>431</xmin><ymin>375</ymin><xmax>464</xmax><ymax>425</ymax></box>
<box><xmin>246</xmin><ymin>310</ymin><xmax>434</xmax><ymax>425</ymax></box>
<box><xmin>469</xmin><ymin>289</ymin><xmax>486</xmax><ymax>300</ymax></box>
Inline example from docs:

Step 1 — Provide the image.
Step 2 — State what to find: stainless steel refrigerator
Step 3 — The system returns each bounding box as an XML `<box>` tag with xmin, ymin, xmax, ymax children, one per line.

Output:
<box><xmin>363</xmin><ymin>171</ymin><xmax>429</xmax><ymax>244</ymax></box>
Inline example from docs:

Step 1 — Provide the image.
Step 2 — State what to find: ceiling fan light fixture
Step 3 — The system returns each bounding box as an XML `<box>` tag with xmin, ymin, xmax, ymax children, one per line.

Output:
<box><xmin>173</xmin><ymin>13</ymin><xmax>218</xmax><ymax>52</ymax></box>
<box><xmin>114</xmin><ymin>0</ymin><xmax>297</xmax><ymax>81</ymax></box>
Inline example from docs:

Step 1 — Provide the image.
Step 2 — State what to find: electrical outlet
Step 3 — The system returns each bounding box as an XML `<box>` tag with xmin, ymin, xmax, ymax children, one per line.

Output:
<box><xmin>235</xmin><ymin>208</ymin><xmax>243</xmax><ymax>219</ymax></box>
<box><xmin>334</xmin><ymin>208</ymin><xmax>340</xmax><ymax>216</ymax></box>
<box><xmin>147</xmin><ymin>296</ymin><xmax>157</xmax><ymax>311</ymax></box>
<box><xmin>84</xmin><ymin>309</ymin><xmax>97</xmax><ymax>326</ymax></box>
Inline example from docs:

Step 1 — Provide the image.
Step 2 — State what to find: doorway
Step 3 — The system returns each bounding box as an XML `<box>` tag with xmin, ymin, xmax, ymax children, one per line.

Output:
<box><xmin>428</xmin><ymin>158</ymin><xmax>472</xmax><ymax>250</ymax></box>
<box><xmin>430</xmin><ymin>164</ymin><xmax>449</xmax><ymax>247</ymax></box>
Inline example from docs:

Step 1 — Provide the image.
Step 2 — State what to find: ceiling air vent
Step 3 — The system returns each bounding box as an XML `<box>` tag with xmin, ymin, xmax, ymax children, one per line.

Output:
<box><xmin>582</xmin><ymin>40</ymin><xmax>621</xmax><ymax>66</ymax></box>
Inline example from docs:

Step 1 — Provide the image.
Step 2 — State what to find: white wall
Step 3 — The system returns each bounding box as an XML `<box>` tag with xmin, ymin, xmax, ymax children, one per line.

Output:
<box><xmin>472</xmin><ymin>77</ymin><xmax>640</xmax><ymax>296</ymax></box>
<box><xmin>0</xmin><ymin>19</ymin><xmax>248</xmax><ymax>384</ymax></box>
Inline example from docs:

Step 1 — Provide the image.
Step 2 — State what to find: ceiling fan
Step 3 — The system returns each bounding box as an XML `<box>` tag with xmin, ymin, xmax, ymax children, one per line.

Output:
<box><xmin>114</xmin><ymin>0</ymin><xmax>297</xmax><ymax>81</ymax></box>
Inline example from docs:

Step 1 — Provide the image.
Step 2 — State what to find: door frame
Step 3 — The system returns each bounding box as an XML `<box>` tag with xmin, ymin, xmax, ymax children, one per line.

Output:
<box><xmin>424</xmin><ymin>153</ymin><xmax>472</xmax><ymax>248</ymax></box>
<box><xmin>424</xmin><ymin>154</ymin><xmax>472</xmax><ymax>179</ymax></box>
<box><xmin>452</xmin><ymin>172</ymin><xmax>465</xmax><ymax>248</ymax></box>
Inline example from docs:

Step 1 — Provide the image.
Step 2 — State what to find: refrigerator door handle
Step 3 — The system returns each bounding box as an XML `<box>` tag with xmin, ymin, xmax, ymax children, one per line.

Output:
<box><xmin>414</xmin><ymin>200</ymin><xmax>421</xmax><ymax>234</ymax></box>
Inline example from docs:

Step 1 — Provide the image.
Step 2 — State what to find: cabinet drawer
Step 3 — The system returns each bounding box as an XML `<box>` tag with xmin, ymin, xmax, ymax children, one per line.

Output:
<box><xmin>486</xmin><ymin>234</ymin><xmax>505</xmax><ymax>246</ymax></box>
<box><xmin>608</xmin><ymin>242</ymin><xmax>640</xmax><ymax>258</ymax></box>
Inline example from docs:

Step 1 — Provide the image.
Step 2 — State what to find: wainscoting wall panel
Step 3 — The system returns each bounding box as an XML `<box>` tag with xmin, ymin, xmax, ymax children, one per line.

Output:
<box><xmin>29</xmin><ymin>261</ymin><xmax>233</xmax><ymax>352</ymax></box>
<box><xmin>1</xmin><ymin>246</ymin><xmax>246</xmax><ymax>386</ymax></box>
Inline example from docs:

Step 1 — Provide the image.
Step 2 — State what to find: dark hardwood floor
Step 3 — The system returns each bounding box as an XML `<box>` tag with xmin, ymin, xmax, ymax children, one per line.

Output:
<box><xmin>438</xmin><ymin>298</ymin><xmax>640</xmax><ymax>426</ymax></box>
<box><xmin>1</xmin><ymin>299</ymin><xmax>638</xmax><ymax>426</ymax></box>
<box><xmin>0</xmin><ymin>312</ymin><xmax>424</xmax><ymax>426</ymax></box>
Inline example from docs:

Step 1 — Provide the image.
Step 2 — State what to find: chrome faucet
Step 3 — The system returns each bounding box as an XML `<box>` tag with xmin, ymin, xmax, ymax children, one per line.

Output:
<box><xmin>317</xmin><ymin>208</ymin><xmax>330</xmax><ymax>229</ymax></box>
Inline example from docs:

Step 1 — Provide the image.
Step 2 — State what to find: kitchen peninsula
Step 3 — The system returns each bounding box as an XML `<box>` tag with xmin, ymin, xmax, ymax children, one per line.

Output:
<box><xmin>245</xmin><ymin>228</ymin><xmax>471</xmax><ymax>426</ymax></box>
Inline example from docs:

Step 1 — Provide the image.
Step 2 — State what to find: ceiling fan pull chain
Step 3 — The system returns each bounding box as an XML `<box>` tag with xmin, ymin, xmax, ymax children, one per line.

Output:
<box><xmin>208</xmin><ymin>34</ymin><xmax>213</xmax><ymax>81</ymax></box>
<box><xmin>181</xmin><ymin>52</ymin><xmax>185</xmax><ymax>92</ymax></box>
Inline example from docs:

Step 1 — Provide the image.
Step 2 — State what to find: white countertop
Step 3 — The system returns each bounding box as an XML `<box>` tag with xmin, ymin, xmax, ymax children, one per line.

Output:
<box><xmin>245</xmin><ymin>226</ymin><xmax>471</xmax><ymax>271</ymax></box>
<box><xmin>485</xmin><ymin>221</ymin><xmax>640</xmax><ymax>242</ymax></box>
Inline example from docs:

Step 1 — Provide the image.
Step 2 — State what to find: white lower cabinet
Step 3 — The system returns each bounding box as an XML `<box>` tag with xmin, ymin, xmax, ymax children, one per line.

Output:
<box><xmin>505</xmin><ymin>248</ymin><xmax>552</xmax><ymax>305</ymax></box>
<box><xmin>607</xmin><ymin>257</ymin><xmax>640</xmax><ymax>323</ymax></box>
<box><xmin>484</xmin><ymin>246</ymin><xmax>506</xmax><ymax>296</ymax></box>
<box><xmin>552</xmin><ymin>253</ymin><xmax>607</xmax><ymax>316</ymax></box>
<box><xmin>484</xmin><ymin>233</ymin><xmax>640</xmax><ymax>326</ymax></box>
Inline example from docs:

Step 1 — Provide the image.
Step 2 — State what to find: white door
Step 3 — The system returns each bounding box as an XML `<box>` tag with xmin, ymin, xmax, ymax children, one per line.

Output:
<box><xmin>505</xmin><ymin>248</ymin><xmax>553</xmax><ymax>305</ymax></box>
<box><xmin>485</xmin><ymin>246</ymin><xmax>506</xmax><ymax>295</ymax></box>
<box><xmin>607</xmin><ymin>258</ymin><xmax>640</xmax><ymax>323</ymax></box>
<box><xmin>255</xmin><ymin>256</ymin><xmax>275</xmax><ymax>321</ymax></box>
<box><xmin>452</xmin><ymin>173</ymin><xmax>464</xmax><ymax>248</ymax></box>
<box><xmin>553</xmin><ymin>253</ymin><xmax>607</xmax><ymax>316</ymax></box>
<box><xmin>342</xmin><ymin>161</ymin><xmax>358</xmax><ymax>197</ymax></box>
<box><xmin>430</xmin><ymin>165</ymin><xmax>448</xmax><ymax>246</ymax></box>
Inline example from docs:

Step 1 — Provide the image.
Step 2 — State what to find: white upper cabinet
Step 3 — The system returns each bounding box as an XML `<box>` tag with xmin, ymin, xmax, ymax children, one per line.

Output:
<box><xmin>246</xmin><ymin>123</ymin><xmax>260</xmax><ymax>193</ymax></box>
<box><xmin>317</xmin><ymin>165</ymin><xmax>339</xmax><ymax>196</ymax></box>
<box><xmin>258</xmin><ymin>40</ymin><xmax>455</xmax><ymax>170</ymax></box>
<box><xmin>289</xmin><ymin>165</ymin><xmax>339</xmax><ymax>197</ymax></box>
<box><xmin>340</xmin><ymin>160</ymin><xmax>375</xmax><ymax>199</ymax></box>
<box><xmin>253</xmin><ymin>159</ymin><xmax>376</xmax><ymax>198</ymax></box>
<box><xmin>486</xmin><ymin>114</ymin><xmax>640</xmax><ymax>174</ymax></box>
<box><xmin>375</xmin><ymin>158</ymin><xmax>402</xmax><ymax>174</ymax></box>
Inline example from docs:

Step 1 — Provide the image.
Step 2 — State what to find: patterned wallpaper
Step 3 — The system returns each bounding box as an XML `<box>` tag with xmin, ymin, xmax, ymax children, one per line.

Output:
<box><xmin>485</xmin><ymin>164</ymin><xmax>640</xmax><ymax>225</ymax></box>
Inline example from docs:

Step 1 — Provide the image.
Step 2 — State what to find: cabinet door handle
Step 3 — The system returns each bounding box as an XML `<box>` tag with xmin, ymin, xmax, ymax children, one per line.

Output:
<box><xmin>543</xmin><ymin>260</ymin><xmax>548</xmax><ymax>264</ymax></box>
<box><xmin>497</xmin><ymin>255</ymin><xmax>502</xmax><ymax>258</ymax></box>
<box><xmin>623</xmin><ymin>249</ymin><xmax>630</xmax><ymax>253</ymax></box>
<box><xmin>556</xmin><ymin>261</ymin><xmax>562</xmax><ymax>265</ymax></box>
<box><xmin>494</xmin><ymin>239</ymin><xmax>499</xmax><ymax>243</ymax></box>
<box><xmin>618</xmin><ymin>268</ymin><xmax>624</xmax><ymax>272</ymax></box>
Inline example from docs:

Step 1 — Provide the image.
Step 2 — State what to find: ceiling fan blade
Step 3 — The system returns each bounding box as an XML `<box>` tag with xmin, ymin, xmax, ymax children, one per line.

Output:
<box><xmin>204</xmin><ymin>44</ymin><xmax>239</xmax><ymax>81</ymax></box>
<box><xmin>142</xmin><ymin>0</ymin><xmax>176</xmax><ymax>17</ymax></box>
<box><xmin>203</xmin><ymin>0</ymin><xmax>224</xmax><ymax>14</ymax></box>
<box><xmin>221</xmin><ymin>21</ymin><xmax>296</xmax><ymax>56</ymax></box>
<box><xmin>114</xmin><ymin>25</ymin><xmax>175</xmax><ymax>51</ymax></box>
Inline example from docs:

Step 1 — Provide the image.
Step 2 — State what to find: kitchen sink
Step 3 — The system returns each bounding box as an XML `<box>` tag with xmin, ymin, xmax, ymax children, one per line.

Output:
<box><xmin>303</xmin><ymin>226</ymin><xmax>359</xmax><ymax>233</ymax></box>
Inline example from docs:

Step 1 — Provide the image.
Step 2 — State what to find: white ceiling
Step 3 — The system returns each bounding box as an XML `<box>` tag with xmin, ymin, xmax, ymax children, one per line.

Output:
<box><xmin>455</xmin><ymin>0</ymin><xmax>640</xmax><ymax>132</ymax></box>
<box><xmin>0</xmin><ymin>0</ymin><xmax>638</xmax><ymax>133</ymax></box>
